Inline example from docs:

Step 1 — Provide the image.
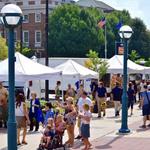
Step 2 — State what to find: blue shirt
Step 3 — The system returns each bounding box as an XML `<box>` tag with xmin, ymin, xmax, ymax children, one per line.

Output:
<box><xmin>112</xmin><ymin>86</ymin><xmax>123</xmax><ymax>101</ymax></box>
<box><xmin>44</xmin><ymin>109</ymin><xmax>55</xmax><ymax>125</ymax></box>
<box><xmin>141</xmin><ymin>91</ymin><xmax>150</xmax><ymax>105</ymax></box>
<box><xmin>127</xmin><ymin>88</ymin><xmax>135</xmax><ymax>101</ymax></box>
<box><xmin>97</xmin><ymin>87</ymin><xmax>107</xmax><ymax>97</ymax></box>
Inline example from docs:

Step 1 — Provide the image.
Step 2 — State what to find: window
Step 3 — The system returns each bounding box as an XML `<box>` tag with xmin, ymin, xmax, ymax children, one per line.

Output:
<box><xmin>28</xmin><ymin>1</ymin><xmax>35</xmax><ymax>5</ymax></box>
<box><xmin>23</xmin><ymin>14</ymin><xmax>29</xmax><ymax>23</ymax></box>
<box><xmin>23</xmin><ymin>31</ymin><xmax>29</xmax><ymax>46</ymax></box>
<box><xmin>35</xmin><ymin>31</ymin><xmax>41</xmax><ymax>47</ymax></box>
<box><xmin>14</xmin><ymin>31</ymin><xmax>17</xmax><ymax>42</ymax></box>
<box><xmin>35</xmin><ymin>13</ymin><xmax>41</xmax><ymax>23</ymax></box>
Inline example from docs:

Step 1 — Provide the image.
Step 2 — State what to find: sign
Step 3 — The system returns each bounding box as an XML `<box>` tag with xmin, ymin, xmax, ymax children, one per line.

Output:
<box><xmin>116</xmin><ymin>42</ymin><xmax>124</xmax><ymax>55</ymax></box>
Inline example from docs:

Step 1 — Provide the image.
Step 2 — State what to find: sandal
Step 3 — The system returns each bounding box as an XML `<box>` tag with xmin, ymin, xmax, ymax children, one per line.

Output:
<box><xmin>147</xmin><ymin>124</ymin><xmax>150</xmax><ymax>127</ymax></box>
<box><xmin>17</xmin><ymin>142</ymin><xmax>21</xmax><ymax>146</ymax></box>
<box><xmin>22</xmin><ymin>141</ymin><xmax>28</xmax><ymax>145</ymax></box>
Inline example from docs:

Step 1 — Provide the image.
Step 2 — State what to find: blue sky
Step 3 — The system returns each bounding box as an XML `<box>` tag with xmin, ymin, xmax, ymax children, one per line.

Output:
<box><xmin>100</xmin><ymin>0</ymin><xmax>150</xmax><ymax>30</ymax></box>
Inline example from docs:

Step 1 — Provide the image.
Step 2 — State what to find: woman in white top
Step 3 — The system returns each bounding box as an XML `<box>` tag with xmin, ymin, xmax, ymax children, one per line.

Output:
<box><xmin>15</xmin><ymin>92</ymin><xmax>30</xmax><ymax>145</ymax></box>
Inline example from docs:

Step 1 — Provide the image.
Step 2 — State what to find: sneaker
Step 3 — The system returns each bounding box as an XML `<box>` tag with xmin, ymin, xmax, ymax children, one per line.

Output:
<box><xmin>97</xmin><ymin>115</ymin><xmax>101</xmax><ymax>118</ymax></box>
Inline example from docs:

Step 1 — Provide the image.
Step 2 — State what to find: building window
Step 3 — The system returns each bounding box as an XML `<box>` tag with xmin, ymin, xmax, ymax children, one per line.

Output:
<box><xmin>35</xmin><ymin>31</ymin><xmax>41</xmax><ymax>47</ymax></box>
<box><xmin>16</xmin><ymin>2</ymin><xmax>23</xmax><ymax>6</ymax></box>
<box><xmin>14</xmin><ymin>31</ymin><xmax>17</xmax><ymax>42</ymax></box>
<box><xmin>23</xmin><ymin>31</ymin><xmax>29</xmax><ymax>47</ymax></box>
<box><xmin>23</xmin><ymin>14</ymin><xmax>29</xmax><ymax>23</ymax></box>
<box><xmin>55</xmin><ymin>1</ymin><xmax>59</xmax><ymax>5</ymax></box>
<box><xmin>29</xmin><ymin>1</ymin><xmax>35</xmax><ymax>5</ymax></box>
<box><xmin>35</xmin><ymin>13</ymin><xmax>41</xmax><ymax>23</ymax></box>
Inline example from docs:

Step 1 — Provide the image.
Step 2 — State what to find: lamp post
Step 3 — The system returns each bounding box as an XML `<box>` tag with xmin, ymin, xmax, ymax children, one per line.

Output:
<box><xmin>118</xmin><ymin>25</ymin><xmax>133</xmax><ymax>133</ymax></box>
<box><xmin>0</xmin><ymin>4</ymin><xmax>22</xmax><ymax>150</ymax></box>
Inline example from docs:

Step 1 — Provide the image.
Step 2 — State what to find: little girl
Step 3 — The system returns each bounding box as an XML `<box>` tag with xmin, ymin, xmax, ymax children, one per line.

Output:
<box><xmin>79</xmin><ymin>104</ymin><xmax>92</xmax><ymax>150</ymax></box>
<box><xmin>41</xmin><ymin>118</ymin><xmax>55</xmax><ymax>148</ymax></box>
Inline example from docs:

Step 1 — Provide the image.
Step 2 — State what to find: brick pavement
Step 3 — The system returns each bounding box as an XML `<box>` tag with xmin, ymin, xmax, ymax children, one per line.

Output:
<box><xmin>1</xmin><ymin>105</ymin><xmax>150</xmax><ymax>150</ymax></box>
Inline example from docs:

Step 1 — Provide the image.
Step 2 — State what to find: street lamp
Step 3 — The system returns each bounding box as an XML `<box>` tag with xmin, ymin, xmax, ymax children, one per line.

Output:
<box><xmin>118</xmin><ymin>25</ymin><xmax>133</xmax><ymax>133</ymax></box>
<box><xmin>0</xmin><ymin>4</ymin><xmax>22</xmax><ymax>150</ymax></box>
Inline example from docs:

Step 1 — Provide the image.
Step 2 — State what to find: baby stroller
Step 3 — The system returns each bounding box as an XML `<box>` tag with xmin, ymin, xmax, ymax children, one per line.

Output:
<box><xmin>37</xmin><ymin>131</ymin><xmax>65</xmax><ymax>150</ymax></box>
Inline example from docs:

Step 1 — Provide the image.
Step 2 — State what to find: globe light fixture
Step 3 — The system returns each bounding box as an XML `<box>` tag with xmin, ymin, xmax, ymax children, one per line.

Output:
<box><xmin>119</xmin><ymin>25</ymin><xmax>133</xmax><ymax>39</ymax></box>
<box><xmin>0</xmin><ymin>4</ymin><xmax>22</xmax><ymax>27</ymax></box>
<box><xmin>118</xmin><ymin>25</ymin><xmax>133</xmax><ymax>134</ymax></box>
<box><xmin>0</xmin><ymin>4</ymin><xmax>23</xmax><ymax>150</ymax></box>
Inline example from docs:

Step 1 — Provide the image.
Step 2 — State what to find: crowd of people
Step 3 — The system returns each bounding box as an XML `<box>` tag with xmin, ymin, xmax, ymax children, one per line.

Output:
<box><xmin>0</xmin><ymin>78</ymin><xmax>150</xmax><ymax>149</ymax></box>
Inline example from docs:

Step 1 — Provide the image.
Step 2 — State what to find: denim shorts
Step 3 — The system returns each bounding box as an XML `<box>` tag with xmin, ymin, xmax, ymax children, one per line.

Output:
<box><xmin>81</xmin><ymin>123</ymin><xmax>90</xmax><ymax>138</ymax></box>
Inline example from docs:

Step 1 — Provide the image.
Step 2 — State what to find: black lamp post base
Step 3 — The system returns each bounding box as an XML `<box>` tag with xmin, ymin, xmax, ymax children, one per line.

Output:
<box><xmin>119</xmin><ymin>128</ymin><xmax>130</xmax><ymax>134</ymax></box>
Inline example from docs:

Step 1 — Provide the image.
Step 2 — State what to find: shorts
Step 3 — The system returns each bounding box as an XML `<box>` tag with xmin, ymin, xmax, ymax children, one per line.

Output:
<box><xmin>81</xmin><ymin>124</ymin><xmax>90</xmax><ymax>138</ymax></box>
<box><xmin>16</xmin><ymin>116</ymin><xmax>27</xmax><ymax>128</ymax></box>
<box><xmin>142</xmin><ymin>104</ymin><xmax>150</xmax><ymax>116</ymax></box>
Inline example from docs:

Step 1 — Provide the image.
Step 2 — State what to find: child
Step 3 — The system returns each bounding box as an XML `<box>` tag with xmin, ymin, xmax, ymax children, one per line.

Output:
<box><xmin>55</xmin><ymin>114</ymin><xmax>66</xmax><ymax>146</ymax></box>
<box><xmin>44</xmin><ymin>102</ymin><xmax>55</xmax><ymax>126</ymax></box>
<box><xmin>79</xmin><ymin>104</ymin><xmax>92</xmax><ymax>150</ymax></box>
<box><xmin>55</xmin><ymin>114</ymin><xmax>66</xmax><ymax>134</ymax></box>
<box><xmin>41</xmin><ymin>118</ymin><xmax>55</xmax><ymax>148</ymax></box>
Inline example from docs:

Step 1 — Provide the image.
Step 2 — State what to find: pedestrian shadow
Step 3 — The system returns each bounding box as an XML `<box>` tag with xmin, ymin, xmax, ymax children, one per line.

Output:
<box><xmin>71</xmin><ymin>140</ymin><xmax>83</xmax><ymax>149</ymax></box>
<box><xmin>136</xmin><ymin>127</ymin><xmax>149</xmax><ymax>132</ymax></box>
<box><xmin>0</xmin><ymin>128</ymin><xmax>7</xmax><ymax>134</ymax></box>
<box><xmin>0</xmin><ymin>147</ymin><xmax>7</xmax><ymax>150</ymax></box>
<box><xmin>95</xmin><ymin>135</ymin><xmax>123</xmax><ymax>149</ymax></box>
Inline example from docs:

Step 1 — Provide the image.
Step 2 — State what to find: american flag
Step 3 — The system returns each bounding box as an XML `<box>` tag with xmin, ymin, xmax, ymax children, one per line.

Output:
<box><xmin>98</xmin><ymin>17</ymin><xmax>106</xmax><ymax>28</ymax></box>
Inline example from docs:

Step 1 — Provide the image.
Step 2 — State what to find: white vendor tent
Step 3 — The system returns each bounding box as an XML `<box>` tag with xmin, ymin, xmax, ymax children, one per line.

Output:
<box><xmin>47</xmin><ymin>59</ymin><xmax>99</xmax><ymax>91</ymax></box>
<box><xmin>55</xmin><ymin>59</ymin><xmax>99</xmax><ymax>79</ymax></box>
<box><xmin>107</xmin><ymin>55</ymin><xmax>150</xmax><ymax>74</ymax></box>
<box><xmin>0</xmin><ymin>52</ymin><xmax>61</xmax><ymax>81</ymax></box>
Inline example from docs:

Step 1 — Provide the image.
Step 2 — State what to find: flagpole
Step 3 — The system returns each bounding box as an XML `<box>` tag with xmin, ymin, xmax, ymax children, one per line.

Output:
<box><xmin>104</xmin><ymin>24</ymin><xmax>107</xmax><ymax>59</ymax></box>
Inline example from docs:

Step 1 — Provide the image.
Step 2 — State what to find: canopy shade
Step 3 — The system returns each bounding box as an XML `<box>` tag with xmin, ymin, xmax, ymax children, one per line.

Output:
<box><xmin>55</xmin><ymin>59</ymin><xmax>99</xmax><ymax>79</ymax></box>
<box><xmin>0</xmin><ymin>52</ymin><xmax>61</xmax><ymax>81</ymax></box>
<box><xmin>107</xmin><ymin>55</ymin><xmax>150</xmax><ymax>74</ymax></box>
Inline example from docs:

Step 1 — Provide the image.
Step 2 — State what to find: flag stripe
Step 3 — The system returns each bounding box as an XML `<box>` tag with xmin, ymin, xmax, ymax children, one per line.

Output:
<box><xmin>98</xmin><ymin>18</ymin><xmax>106</xmax><ymax>28</ymax></box>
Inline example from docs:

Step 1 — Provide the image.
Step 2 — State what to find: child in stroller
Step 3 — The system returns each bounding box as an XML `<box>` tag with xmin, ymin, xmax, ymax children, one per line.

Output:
<box><xmin>38</xmin><ymin>115</ymin><xmax>66</xmax><ymax>150</ymax></box>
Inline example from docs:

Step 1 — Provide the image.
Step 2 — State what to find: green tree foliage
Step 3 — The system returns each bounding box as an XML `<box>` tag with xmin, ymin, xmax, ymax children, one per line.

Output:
<box><xmin>129</xmin><ymin>18</ymin><xmax>150</xmax><ymax>59</ymax></box>
<box><xmin>48</xmin><ymin>4</ymin><xmax>104</xmax><ymax>57</ymax></box>
<box><xmin>86</xmin><ymin>49</ymin><xmax>108</xmax><ymax>79</ymax></box>
<box><xmin>15</xmin><ymin>41</ymin><xmax>34</xmax><ymax>57</ymax></box>
<box><xmin>129</xmin><ymin>50</ymin><xmax>140</xmax><ymax>62</ymax></box>
<box><xmin>48</xmin><ymin>4</ymin><xmax>150</xmax><ymax>59</ymax></box>
<box><xmin>0</xmin><ymin>37</ymin><xmax>8</xmax><ymax>60</ymax></box>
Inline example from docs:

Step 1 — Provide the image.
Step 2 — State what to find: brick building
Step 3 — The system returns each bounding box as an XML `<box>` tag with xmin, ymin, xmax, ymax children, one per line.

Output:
<box><xmin>0</xmin><ymin>0</ymin><xmax>114</xmax><ymax>57</ymax></box>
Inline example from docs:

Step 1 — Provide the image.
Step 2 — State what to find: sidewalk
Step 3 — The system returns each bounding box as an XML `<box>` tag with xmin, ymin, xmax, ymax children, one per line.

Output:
<box><xmin>0</xmin><ymin>105</ymin><xmax>150</xmax><ymax>150</ymax></box>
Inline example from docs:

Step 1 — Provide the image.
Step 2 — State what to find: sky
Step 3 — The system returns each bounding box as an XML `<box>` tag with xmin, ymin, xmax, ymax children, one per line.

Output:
<box><xmin>100</xmin><ymin>0</ymin><xmax>150</xmax><ymax>30</ymax></box>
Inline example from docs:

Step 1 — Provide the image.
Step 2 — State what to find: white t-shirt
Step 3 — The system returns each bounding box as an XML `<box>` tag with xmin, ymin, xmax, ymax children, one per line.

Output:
<box><xmin>81</xmin><ymin>110</ymin><xmax>92</xmax><ymax>124</ymax></box>
<box><xmin>32</xmin><ymin>99</ymin><xmax>35</xmax><ymax>113</ymax></box>
<box><xmin>15</xmin><ymin>102</ymin><xmax>25</xmax><ymax>117</ymax></box>
<box><xmin>77</xmin><ymin>97</ymin><xmax>93</xmax><ymax>112</ymax></box>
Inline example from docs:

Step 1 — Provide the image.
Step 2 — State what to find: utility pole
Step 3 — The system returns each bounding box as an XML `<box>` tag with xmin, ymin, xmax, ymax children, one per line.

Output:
<box><xmin>45</xmin><ymin>0</ymin><xmax>49</xmax><ymax>100</ymax></box>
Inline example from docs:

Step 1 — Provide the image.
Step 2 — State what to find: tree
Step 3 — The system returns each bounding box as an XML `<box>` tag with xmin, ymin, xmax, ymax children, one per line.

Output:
<box><xmin>129</xmin><ymin>18</ymin><xmax>150</xmax><ymax>59</ymax></box>
<box><xmin>48</xmin><ymin>4</ymin><xmax>104</xmax><ymax>57</ymax></box>
<box><xmin>129</xmin><ymin>50</ymin><xmax>140</xmax><ymax>62</ymax></box>
<box><xmin>15</xmin><ymin>41</ymin><xmax>34</xmax><ymax>58</ymax></box>
<box><xmin>85</xmin><ymin>49</ymin><xmax>108</xmax><ymax>79</ymax></box>
<box><xmin>0</xmin><ymin>37</ymin><xmax>8</xmax><ymax>60</ymax></box>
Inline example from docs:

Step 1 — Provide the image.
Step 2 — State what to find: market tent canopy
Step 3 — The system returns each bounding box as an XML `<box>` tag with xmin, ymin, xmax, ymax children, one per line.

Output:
<box><xmin>0</xmin><ymin>52</ymin><xmax>61</xmax><ymax>81</ymax></box>
<box><xmin>107</xmin><ymin>55</ymin><xmax>150</xmax><ymax>74</ymax></box>
<box><xmin>54</xmin><ymin>59</ymin><xmax>99</xmax><ymax>79</ymax></box>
